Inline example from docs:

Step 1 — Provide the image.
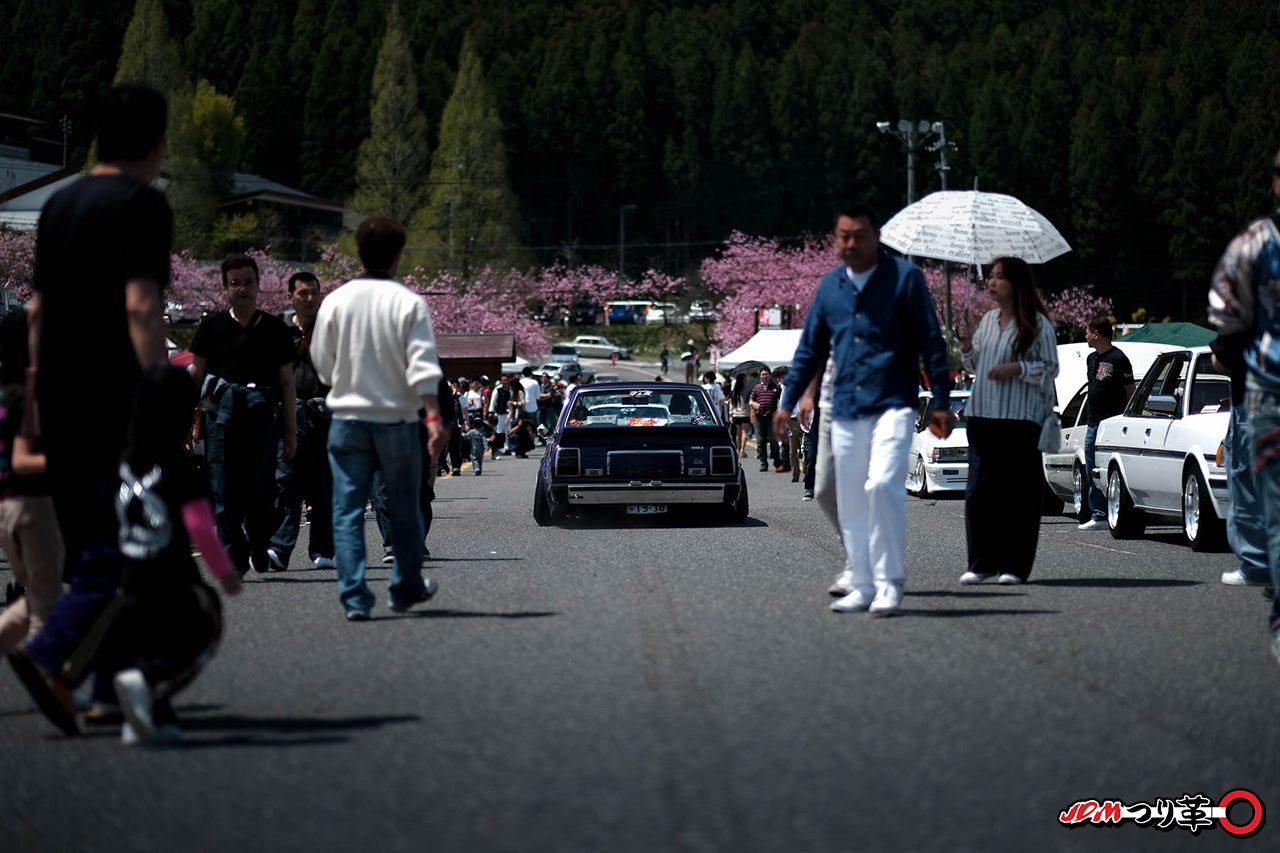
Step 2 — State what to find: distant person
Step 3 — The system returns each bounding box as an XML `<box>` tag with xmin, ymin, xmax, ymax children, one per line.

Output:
<box><xmin>660</xmin><ymin>346</ymin><xmax>669</xmax><ymax>374</ymax></box>
<box><xmin>310</xmin><ymin>216</ymin><xmax>446</xmax><ymax>621</ymax></box>
<box><xmin>1207</xmin><ymin>143</ymin><xmax>1280</xmax><ymax>663</ymax></box>
<box><xmin>10</xmin><ymin>84</ymin><xmax>173</xmax><ymax>735</ymax></box>
<box><xmin>774</xmin><ymin>205</ymin><xmax>953</xmax><ymax>616</ymax></box>
<box><xmin>750</xmin><ymin>367</ymin><xmax>782</xmax><ymax>472</ymax></box>
<box><xmin>1077</xmin><ymin>316</ymin><xmax>1134</xmax><ymax>531</ymax></box>
<box><xmin>957</xmin><ymin>257</ymin><xmax>1058</xmax><ymax>585</ymax></box>
<box><xmin>520</xmin><ymin>366</ymin><xmax>541</xmax><ymax>443</ymax></box>
<box><xmin>463</xmin><ymin>415</ymin><xmax>488</xmax><ymax>475</ymax></box>
<box><xmin>728</xmin><ymin>374</ymin><xmax>751</xmax><ymax>457</ymax></box>
<box><xmin>488</xmin><ymin>374</ymin><xmax>511</xmax><ymax>458</ymax></box>
<box><xmin>701</xmin><ymin>370</ymin><xmax>725</xmax><ymax>419</ymax></box>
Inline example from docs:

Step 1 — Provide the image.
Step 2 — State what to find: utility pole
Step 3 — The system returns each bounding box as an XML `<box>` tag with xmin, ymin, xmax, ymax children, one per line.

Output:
<box><xmin>928</xmin><ymin>121</ymin><xmax>957</xmax><ymax>330</ymax></box>
<box><xmin>59</xmin><ymin>115</ymin><xmax>71</xmax><ymax>167</ymax></box>
<box><xmin>876</xmin><ymin>119</ymin><xmax>935</xmax><ymax>204</ymax></box>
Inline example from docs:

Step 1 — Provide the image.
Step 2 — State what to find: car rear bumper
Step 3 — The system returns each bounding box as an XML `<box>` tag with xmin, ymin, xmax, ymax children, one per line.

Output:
<box><xmin>554</xmin><ymin>483</ymin><xmax>736</xmax><ymax>504</ymax></box>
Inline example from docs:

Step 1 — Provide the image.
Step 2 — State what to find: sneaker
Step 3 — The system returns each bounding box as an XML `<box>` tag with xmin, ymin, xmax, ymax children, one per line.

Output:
<box><xmin>389</xmin><ymin>578</ymin><xmax>439</xmax><ymax>613</ymax></box>
<box><xmin>869</xmin><ymin>582</ymin><xmax>903</xmax><ymax>617</ymax></box>
<box><xmin>775</xmin><ymin>465</ymin><xmax>788</xmax><ymax>473</ymax></box>
<box><xmin>452</xmin><ymin>468</ymin><xmax>461</xmax><ymax>476</ymax></box>
<box><xmin>1222</xmin><ymin>568</ymin><xmax>1268</xmax><ymax>586</ymax></box>
<box><xmin>266</xmin><ymin>547</ymin><xmax>288</xmax><ymax>571</ymax></box>
<box><xmin>791</xmin><ymin>474</ymin><xmax>800</xmax><ymax>483</ymax></box>
<box><xmin>113</xmin><ymin>669</ymin><xmax>157</xmax><ymax>743</ymax></box>
<box><xmin>251</xmin><ymin>549</ymin><xmax>271</xmax><ymax>573</ymax></box>
<box><xmin>802</xmin><ymin>490</ymin><xmax>814</xmax><ymax>501</ymax></box>
<box><xmin>345</xmin><ymin>610</ymin><xmax>371</xmax><ymax>622</ymax></box>
<box><xmin>1077</xmin><ymin>518</ymin><xmax>1108</xmax><ymax>531</ymax></box>
<box><xmin>312</xmin><ymin>556</ymin><xmax>335</xmax><ymax>569</ymax></box>
<box><xmin>828</xmin><ymin>569</ymin><xmax>854</xmax><ymax>596</ymax></box>
<box><xmin>759</xmin><ymin>464</ymin><xmax>768</xmax><ymax>472</ymax></box>
<box><xmin>997</xmin><ymin>573</ymin><xmax>1023</xmax><ymax>585</ymax></box>
<box><xmin>121</xmin><ymin>720</ymin><xmax>182</xmax><ymax>746</ymax></box>
<box><xmin>959</xmin><ymin>571</ymin><xmax>996</xmax><ymax>584</ymax></box>
<box><xmin>7</xmin><ymin>651</ymin><xmax>80</xmax><ymax>735</ymax></box>
<box><xmin>829</xmin><ymin>589</ymin><xmax>874</xmax><ymax>612</ymax></box>
<box><xmin>382</xmin><ymin>549</ymin><xmax>394</xmax><ymax>564</ymax></box>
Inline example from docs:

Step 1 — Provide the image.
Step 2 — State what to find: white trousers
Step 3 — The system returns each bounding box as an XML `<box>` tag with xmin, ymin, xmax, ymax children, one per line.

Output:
<box><xmin>830</xmin><ymin>408</ymin><xmax>915</xmax><ymax>594</ymax></box>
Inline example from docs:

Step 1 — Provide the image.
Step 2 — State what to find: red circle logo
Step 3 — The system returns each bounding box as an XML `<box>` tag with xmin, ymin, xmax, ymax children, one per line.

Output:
<box><xmin>1218</xmin><ymin>789</ymin><xmax>1264</xmax><ymax>838</ymax></box>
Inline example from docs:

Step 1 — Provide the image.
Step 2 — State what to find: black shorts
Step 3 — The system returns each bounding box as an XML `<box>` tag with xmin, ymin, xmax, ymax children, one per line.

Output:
<box><xmin>731</xmin><ymin>416</ymin><xmax>750</xmax><ymax>425</ymax></box>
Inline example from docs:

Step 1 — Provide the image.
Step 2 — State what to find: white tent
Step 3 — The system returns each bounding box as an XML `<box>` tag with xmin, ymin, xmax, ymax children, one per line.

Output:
<box><xmin>716</xmin><ymin>329</ymin><xmax>803</xmax><ymax>374</ymax></box>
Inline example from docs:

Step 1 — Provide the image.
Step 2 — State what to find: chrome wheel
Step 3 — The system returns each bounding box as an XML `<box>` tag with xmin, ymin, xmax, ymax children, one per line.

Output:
<box><xmin>1072</xmin><ymin>465</ymin><xmax>1084</xmax><ymax>518</ymax></box>
<box><xmin>1183</xmin><ymin>470</ymin><xmax>1201</xmax><ymax>544</ymax></box>
<box><xmin>1106</xmin><ymin>471</ymin><xmax>1121</xmax><ymax>530</ymax></box>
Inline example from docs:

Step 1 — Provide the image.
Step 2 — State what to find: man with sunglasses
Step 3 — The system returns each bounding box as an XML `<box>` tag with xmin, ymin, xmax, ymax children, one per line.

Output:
<box><xmin>1208</xmin><ymin>146</ymin><xmax>1280</xmax><ymax>666</ymax></box>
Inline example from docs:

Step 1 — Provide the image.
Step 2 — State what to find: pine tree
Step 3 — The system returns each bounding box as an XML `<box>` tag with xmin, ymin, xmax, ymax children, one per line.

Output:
<box><xmin>410</xmin><ymin>31</ymin><xmax>525</xmax><ymax>278</ymax></box>
<box><xmin>114</xmin><ymin>0</ymin><xmax>187</xmax><ymax>94</ymax></box>
<box><xmin>234</xmin><ymin>1</ymin><xmax>300</xmax><ymax>184</ymax></box>
<box><xmin>351</xmin><ymin>2</ymin><xmax>429</xmax><ymax>224</ymax></box>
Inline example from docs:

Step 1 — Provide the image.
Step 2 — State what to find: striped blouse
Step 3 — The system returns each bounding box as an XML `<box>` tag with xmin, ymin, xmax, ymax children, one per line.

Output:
<box><xmin>960</xmin><ymin>310</ymin><xmax>1059</xmax><ymax>423</ymax></box>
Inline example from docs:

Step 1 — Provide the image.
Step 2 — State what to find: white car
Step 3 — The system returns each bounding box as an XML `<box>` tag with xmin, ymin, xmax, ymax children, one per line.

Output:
<box><xmin>906</xmin><ymin>392</ymin><xmax>970</xmax><ymax>496</ymax></box>
<box><xmin>1092</xmin><ymin>346</ymin><xmax>1230</xmax><ymax>550</ymax></box>
<box><xmin>571</xmin><ymin>335</ymin><xmax>632</xmax><ymax>360</ymax></box>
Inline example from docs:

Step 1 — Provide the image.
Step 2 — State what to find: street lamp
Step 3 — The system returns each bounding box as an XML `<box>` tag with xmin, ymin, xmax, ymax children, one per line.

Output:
<box><xmin>876</xmin><ymin>119</ymin><xmax>936</xmax><ymax>204</ymax></box>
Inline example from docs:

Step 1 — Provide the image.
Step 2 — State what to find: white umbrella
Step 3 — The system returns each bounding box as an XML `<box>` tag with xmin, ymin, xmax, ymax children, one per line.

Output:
<box><xmin>880</xmin><ymin>190</ymin><xmax>1071</xmax><ymax>265</ymax></box>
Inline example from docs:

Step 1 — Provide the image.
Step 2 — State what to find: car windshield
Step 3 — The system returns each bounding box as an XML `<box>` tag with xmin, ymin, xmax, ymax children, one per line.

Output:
<box><xmin>564</xmin><ymin>389</ymin><xmax>716</xmax><ymax>427</ymax></box>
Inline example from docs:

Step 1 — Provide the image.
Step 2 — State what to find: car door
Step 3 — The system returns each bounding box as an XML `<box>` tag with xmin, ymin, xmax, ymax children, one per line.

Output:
<box><xmin>1044</xmin><ymin>383</ymin><xmax>1087</xmax><ymax>495</ymax></box>
<box><xmin>1119</xmin><ymin>353</ymin><xmax>1187</xmax><ymax>508</ymax></box>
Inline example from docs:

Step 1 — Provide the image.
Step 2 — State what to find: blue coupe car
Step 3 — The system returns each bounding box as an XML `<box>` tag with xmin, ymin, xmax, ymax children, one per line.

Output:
<box><xmin>534</xmin><ymin>382</ymin><xmax>749</xmax><ymax>525</ymax></box>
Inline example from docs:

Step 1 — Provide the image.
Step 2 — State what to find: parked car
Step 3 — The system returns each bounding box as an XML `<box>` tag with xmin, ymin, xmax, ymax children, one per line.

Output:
<box><xmin>571</xmin><ymin>335</ymin><xmax>632</xmax><ymax>360</ymax></box>
<box><xmin>536</xmin><ymin>362</ymin><xmax>596</xmax><ymax>384</ymax></box>
<box><xmin>534</xmin><ymin>382</ymin><xmax>748</xmax><ymax>525</ymax></box>
<box><xmin>592</xmin><ymin>373</ymin><xmax>622</xmax><ymax>384</ymax></box>
<box><xmin>548</xmin><ymin>343</ymin><xmax>579</xmax><ymax>363</ymax></box>
<box><xmin>607</xmin><ymin>303</ymin><xmax>637</xmax><ymax>325</ymax></box>
<box><xmin>1092</xmin><ymin>346</ymin><xmax>1230</xmax><ymax>550</ymax></box>
<box><xmin>688</xmin><ymin>300</ymin><xmax>715</xmax><ymax>321</ymax></box>
<box><xmin>572</xmin><ymin>300</ymin><xmax>600</xmax><ymax>325</ymax></box>
<box><xmin>906</xmin><ymin>391</ymin><xmax>970</xmax><ymax>496</ymax></box>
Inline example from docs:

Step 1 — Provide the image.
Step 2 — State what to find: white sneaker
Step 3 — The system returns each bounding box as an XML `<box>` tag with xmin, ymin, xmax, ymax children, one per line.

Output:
<box><xmin>312</xmin><ymin>556</ymin><xmax>335</xmax><ymax>569</ymax></box>
<box><xmin>121</xmin><ymin>720</ymin><xmax>182</xmax><ymax>746</ymax></box>
<box><xmin>266</xmin><ymin>547</ymin><xmax>287</xmax><ymax>571</ymax></box>
<box><xmin>113</xmin><ymin>669</ymin><xmax>155</xmax><ymax>743</ymax></box>
<box><xmin>1077</xmin><ymin>518</ymin><xmax>1108</xmax><ymax>531</ymax></box>
<box><xmin>997</xmin><ymin>573</ymin><xmax>1023</xmax><ymax>585</ymax></box>
<box><xmin>1222</xmin><ymin>568</ymin><xmax>1268</xmax><ymax>586</ymax></box>
<box><xmin>829</xmin><ymin>588</ymin><xmax>873</xmax><ymax>613</ymax></box>
<box><xmin>868</xmin><ymin>582</ymin><xmax>903</xmax><ymax>617</ymax></box>
<box><xmin>828</xmin><ymin>569</ymin><xmax>854</xmax><ymax>596</ymax></box>
<box><xmin>959</xmin><ymin>571</ymin><xmax>996</xmax><ymax>584</ymax></box>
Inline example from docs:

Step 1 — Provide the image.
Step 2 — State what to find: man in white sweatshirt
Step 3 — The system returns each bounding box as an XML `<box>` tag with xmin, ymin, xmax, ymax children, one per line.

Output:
<box><xmin>310</xmin><ymin>216</ymin><xmax>446</xmax><ymax>621</ymax></box>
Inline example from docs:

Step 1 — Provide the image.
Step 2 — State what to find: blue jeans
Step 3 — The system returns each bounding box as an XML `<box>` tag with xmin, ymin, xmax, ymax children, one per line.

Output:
<box><xmin>1226</xmin><ymin>401</ymin><xmax>1268</xmax><ymax>580</ymax></box>
<box><xmin>328</xmin><ymin>419</ymin><xmax>428</xmax><ymax>614</ymax></box>
<box><xmin>204</xmin><ymin>400</ymin><xmax>279</xmax><ymax>571</ymax></box>
<box><xmin>1245</xmin><ymin>389</ymin><xmax>1280</xmax><ymax>629</ymax></box>
<box><xmin>1083</xmin><ymin>424</ymin><xmax>1106</xmax><ymax>521</ymax></box>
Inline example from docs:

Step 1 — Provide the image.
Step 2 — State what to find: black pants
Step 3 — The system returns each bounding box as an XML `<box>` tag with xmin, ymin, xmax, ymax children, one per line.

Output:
<box><xmin>755</xmin><ymin>411</ymin><xmax>780</xmax><ymax>466</ymax></box>
<box><xmin>964</xmin><ymin>417</ymin><xmax>1044</xmax><ymax>581</ymax></box>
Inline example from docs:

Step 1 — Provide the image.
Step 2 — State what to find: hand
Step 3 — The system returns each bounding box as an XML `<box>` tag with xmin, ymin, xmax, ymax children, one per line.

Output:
<box><xmin>796</xmin><ymin>395</ymin><xmax>816</xmax><ymax>431</ymax></box>
<box><xmin>1212</xmin><ymin>354</ymin><xmax>1225</xmax><ymax>372</ymax></box>
<box><xmin>928</xmin><ymin>408</ymin><xmax>957</xmax><ymax>439</ymax></box>
<box><xmin>219</xmin><ymin>573</ymin><xmax>242</xmax><ymax>596</ymax></box>
<box><xmin>772</xmin><ymin>408</ymin><xmax>791</xmax><ymax>438</ymax></box>
<box><xmin>425</xmin><ymin>419</ymin><xmax>447</xmax><ymax>461</ymax></box>
<box><xmin>987</xmin><ymin>361</ymin><xmax>1022</xmax><ymax>382</ymax></box>
<box><xmin>281</xmin><ymin>430</ymin><xmax>297</xmax><ymax>462</ymax></box>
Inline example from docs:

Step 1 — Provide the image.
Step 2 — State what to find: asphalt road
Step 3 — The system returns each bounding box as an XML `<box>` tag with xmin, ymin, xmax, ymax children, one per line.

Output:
<box><xmin>3</xmin><ymin>400</ymin><xmax>1279</xmax><ymax>851</ymax></box>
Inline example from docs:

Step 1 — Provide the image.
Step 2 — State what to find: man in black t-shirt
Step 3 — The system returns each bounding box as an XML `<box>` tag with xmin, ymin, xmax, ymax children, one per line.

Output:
<box><xmin>1079</xmin><ymin>316</ymin><xmax>1135</xmax><ymax>530</ymax></box>
<box><xmin>11</xmin><ymin>85</ymin><xmax>173</xmax><ymax>734</ymax></box>
<box><xmin>190</xmin><ymin>256</ymin><xmax>296</xmax><ymax>576</ymax></box>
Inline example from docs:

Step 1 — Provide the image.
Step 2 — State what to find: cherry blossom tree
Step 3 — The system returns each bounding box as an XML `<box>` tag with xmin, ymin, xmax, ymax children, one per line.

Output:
<box><xmin>0</xmin><ymin>229</ymin><xmax>34</xmax><ymax>299</ymax></box>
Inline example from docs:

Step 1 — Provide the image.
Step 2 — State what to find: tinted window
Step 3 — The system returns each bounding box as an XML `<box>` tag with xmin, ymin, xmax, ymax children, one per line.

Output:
<box><xmin>1061</xmin><ymin>385</ymin><xmax>1088</xmax><ymax>427</ymax></box>
<box><xmin>1189</xmin><ymin>354</ymin><xmax>1231</xmax><ymax>414</ymax></box>
<box><xmin>564</xmin><ymin>389</ymin><xmax>716</xmax><ymax>427</ymax></box>
<box><xmin>1134</xmin><ymin>355</ymin><xmax>1189</xmax><ymax>418</ymax></box>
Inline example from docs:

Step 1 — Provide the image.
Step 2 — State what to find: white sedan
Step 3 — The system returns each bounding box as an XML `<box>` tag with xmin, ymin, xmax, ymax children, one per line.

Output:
<box><xmin>571</xmin><ymin>335</ymin><xmax>632</xmax><ymax>360</ymax></box>
<box><xmin>1092</xmin><ymin>346</ymin><xmax>1230</xmax><ymax>550</ymax></box>
<box><xmin>906</xmin><ymin>392</ymin><xmax>970</xmax><ymax>496</ymax></box>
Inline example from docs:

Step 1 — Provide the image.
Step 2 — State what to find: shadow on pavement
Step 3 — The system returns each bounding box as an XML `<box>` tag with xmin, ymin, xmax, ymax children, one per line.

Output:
<box><xmin>171</xmin><ymin>712</ymin><xmax>422</xmax><ymax>748</ymax></box>
<box><xmin>378</xmin><ymin>609</ymin><xmax>559</xmax><ymax>621</ymax></box>
<box><xmin>1032</xmin><ymin>578</ymin><xmax>1200</xmax><ymax>588</ymax></box>
<box><xmin>898</xmin><ymin>608</ymin><xmax>1059</xmax><ymax>618</ymax></box>
<box><xmin>908</xmin><ymin>590</ymin><xmax>1027</xmax><ymax>598</ymax></box>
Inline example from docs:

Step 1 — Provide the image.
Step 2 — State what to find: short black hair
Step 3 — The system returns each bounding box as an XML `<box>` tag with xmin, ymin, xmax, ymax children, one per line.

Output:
<box><xmin>356</xmin><ymin>216</ymin><xmax>406</xmax><ymax>276</ymax></box>
<box><xmin>1086</xmin><ymin>315</ymin><xmax>1114</xmax><ymax>339</ymax></box>
<box><xmin>221</xmin><ymin>255</ymin><xmax>259</xmax><ymax>287</ymax></box>
<box><xmin>287</xmin><ymin>271</ymin><xmax>319</xmax><ymax>294</ymax></box>
<box><xmin>522</xmin><ymin>366</ymin><xmax>533</xmax><ymax>377</ymax></box>
<box><xmin>835</xmin><ymin>204</ymin><xmax>880</xmax><ymax>230</ymax></box>
<box><xmin>96</xmin><ymin>84</ymin><xmax>167</xmax><ymax>163</ymax></box>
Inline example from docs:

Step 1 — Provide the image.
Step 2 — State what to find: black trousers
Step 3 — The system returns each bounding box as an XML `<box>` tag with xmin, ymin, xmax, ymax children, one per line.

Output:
<box><xmin>964</xmin><ymin>417</ymin><xmax>1044</xmax><ymax>581</ymax></box>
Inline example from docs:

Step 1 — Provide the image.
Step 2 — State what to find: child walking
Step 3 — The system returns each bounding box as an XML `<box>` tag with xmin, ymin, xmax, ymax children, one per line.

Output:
<box><xmin>463</xmin><ymin>415</ymin><xmax>488</xmax><ymax>475</ymax></box>
<box><xmin>106</xmin><ymin>364</ymin><xmax>241</xmax><ymax>745</ymax></box>
<box><xmin>0</xmin><ymin>310</ymin><xmax>64</xmax><ymax>656</ymax></box>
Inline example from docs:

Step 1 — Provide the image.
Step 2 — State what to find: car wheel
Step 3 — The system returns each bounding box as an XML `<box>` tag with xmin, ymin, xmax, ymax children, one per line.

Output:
<box><xmin>1183</xmin><ymin>467</ymin><xmax>1225</xmax><ymax>551</ymax></box>
<box><xmin>911</xmin><ymin>456</ymin><xmax>929</xmax><ymax>497</ymax></box>
<box><xmin>1071</xmin><ymin>463</ymin><xmax>1089</xmax><ymax>522</ymax></box>
<box><xmin>533</xmin><ymin>472</ymin><xmax>557</xmax><ymax>526</ymax></box>
<box><xmin>1106</xmin><ymin>466</ymin><xmax>1145</xmax><ymax>539</ymax></box>
<box><xmin>725</xmin><ymin>470</ymin><xmax>750</xmax><ymax>523</ymax></box>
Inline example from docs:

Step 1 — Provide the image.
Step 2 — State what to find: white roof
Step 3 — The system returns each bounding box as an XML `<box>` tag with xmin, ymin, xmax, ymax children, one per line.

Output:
<box><xmin>716</xmin><ymin>329</ymin><xmax>803</xmax><ymax>373</ymax></box>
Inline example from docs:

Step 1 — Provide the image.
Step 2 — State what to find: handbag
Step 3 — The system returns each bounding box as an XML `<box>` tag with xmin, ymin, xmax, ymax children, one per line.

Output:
<box><xmin>1037</xmin><ymin>375</ymin><xmax>1063</xmax><ymax>453</ymax></box>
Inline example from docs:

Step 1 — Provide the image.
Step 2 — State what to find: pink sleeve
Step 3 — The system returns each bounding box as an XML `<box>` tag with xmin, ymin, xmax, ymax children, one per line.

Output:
<box><xmin>181</xmin><ymin>498</ymin><xmax>237</xmax><ymax>581</ymax></box>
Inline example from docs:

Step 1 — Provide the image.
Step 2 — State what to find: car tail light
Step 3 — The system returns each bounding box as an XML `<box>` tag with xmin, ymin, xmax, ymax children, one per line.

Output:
<box><xmin>710</xmin><ymin>446</ymin><xmax>735</xmax><ymax>476</ymax></box>
<box><xmin>555</xmin><ymin>447</ymin><xmax>581</xmax><ymax>477</ymax></box>
<box><xmin>1216</xmin><ymin>443</ymin><xmax>1224</xmax><ymax>466</ymax></box>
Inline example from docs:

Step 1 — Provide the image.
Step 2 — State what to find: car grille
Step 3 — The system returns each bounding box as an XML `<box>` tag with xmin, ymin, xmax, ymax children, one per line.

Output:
<box><xmin>606</xmin><ymin>450</ymin><xmax>683</xmax><ymax>478</ymax></box>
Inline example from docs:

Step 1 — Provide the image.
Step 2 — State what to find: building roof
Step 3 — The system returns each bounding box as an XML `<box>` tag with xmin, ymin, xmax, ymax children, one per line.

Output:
<box><xmin>436</xmin><ymin>333</ymin><xmax>516</xmax><ymax>360</ymax></box>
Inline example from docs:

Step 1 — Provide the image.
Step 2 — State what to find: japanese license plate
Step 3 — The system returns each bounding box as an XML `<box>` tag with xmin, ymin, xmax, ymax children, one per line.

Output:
<box><xmin>626</xmin><ymin>504</ymin><xmax>668</xmax><ymax>515</ymax></box>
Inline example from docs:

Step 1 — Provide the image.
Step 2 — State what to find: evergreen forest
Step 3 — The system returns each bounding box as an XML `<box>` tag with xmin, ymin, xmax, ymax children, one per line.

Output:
<box><xmin>2</xmin><ymin>0</ymin><xmax>1278</xmax><ymax>319</ymax></box>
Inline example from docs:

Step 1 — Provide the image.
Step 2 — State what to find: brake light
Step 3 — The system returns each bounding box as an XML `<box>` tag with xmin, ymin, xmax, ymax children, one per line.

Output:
<box><xmin>1216</xmin><ymin>443</ymin><xmax>1224</xmax><ymax>466</ymax></box>
<box><xmin>555</xmin><ymin>446</ymin><xmax>581</xmax><ymax>477</ymax></box>
<box><xmin>710</xmin><ymin>446</ymin><xmax>735</xmax><ymax>476</ymax></box>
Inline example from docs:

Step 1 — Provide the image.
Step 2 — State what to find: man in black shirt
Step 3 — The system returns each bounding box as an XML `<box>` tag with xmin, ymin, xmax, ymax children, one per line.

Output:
<box><xmin>267</xmin><ymin>272</ymin><xmax>334</xmax><ymax>571</ymax></box>
<box><xmin>191</xmin><ymin>256</ymin><xmax>296</xmax><ymax>576</ymax></box>
<box><xmin>1079</xmin><ymin>316</ymin><xmax>1135</xmax><ymax>530</ymax></box>
<box><xmin>11</xmin><ymin>84</ymin><xmax>172</xmax><ymax>734</ymax></box>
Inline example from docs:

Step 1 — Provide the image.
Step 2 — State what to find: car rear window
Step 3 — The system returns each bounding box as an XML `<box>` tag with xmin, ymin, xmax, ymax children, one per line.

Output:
<box><xmin>565</xmin><ymin>389</ymin><xmax>715</xmax><ymax>427</ymax></box>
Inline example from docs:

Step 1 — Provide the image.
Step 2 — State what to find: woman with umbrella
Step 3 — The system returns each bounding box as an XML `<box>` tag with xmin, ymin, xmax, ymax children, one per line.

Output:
<box><xmin>957</xmin><ymin>256</ymin><xmax>1058</xmax><ymax>586</ymax></box>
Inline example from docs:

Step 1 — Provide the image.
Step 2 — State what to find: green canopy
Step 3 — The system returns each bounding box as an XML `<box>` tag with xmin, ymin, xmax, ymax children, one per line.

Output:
<box><xmin>1116</xmin><ymin>322</ymin><xmax>1216</xmax><ymax>347</ymax></box>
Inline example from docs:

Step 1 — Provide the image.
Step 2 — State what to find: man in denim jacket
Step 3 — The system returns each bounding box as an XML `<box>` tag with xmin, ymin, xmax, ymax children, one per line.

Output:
<box><xmin>774</xmin><ymin>205</ymin><xmax>954</xmax><ymax>616</ymax></box>
<box><xmin>1208</xmin><ymin>145</ymin><xmax>1280</xmax><ymax>664</ymax></box>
